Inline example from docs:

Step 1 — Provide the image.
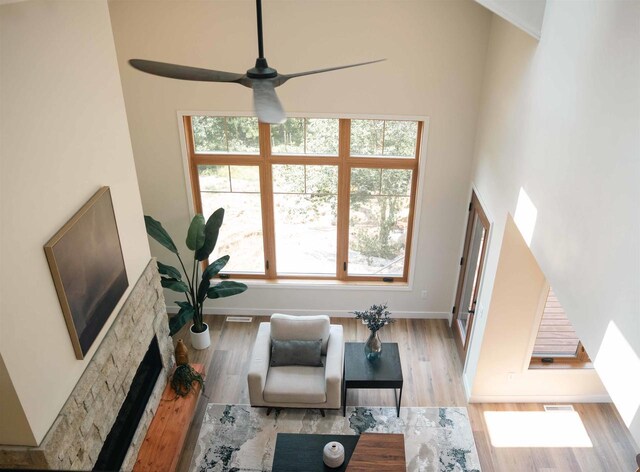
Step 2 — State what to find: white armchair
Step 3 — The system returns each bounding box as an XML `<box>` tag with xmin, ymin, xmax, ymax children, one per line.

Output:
<box><xmin>247</xmin><ymin>314</ymin><xmax>344</xmax><ymax>415</ymax></box>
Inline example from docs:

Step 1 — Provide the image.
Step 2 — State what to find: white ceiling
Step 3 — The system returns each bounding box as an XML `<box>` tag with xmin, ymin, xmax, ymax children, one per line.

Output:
<box><xmin>474</xmin><ymin>0</ymin><xmax>546</xmax><ymax>39</ymax></box>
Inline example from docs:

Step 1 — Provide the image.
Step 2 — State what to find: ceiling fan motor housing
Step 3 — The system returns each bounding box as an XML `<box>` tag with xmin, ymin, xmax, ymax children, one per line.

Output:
<box><xmin>247</xmin><ymin>57</ymin><xmax>277</xmax><ymax>79</ymax></box>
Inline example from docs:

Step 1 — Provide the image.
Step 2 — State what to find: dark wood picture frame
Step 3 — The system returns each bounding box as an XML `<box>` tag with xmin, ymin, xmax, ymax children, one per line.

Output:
<box><xmin>44</xmin><ymin>186</ymin><xmax>128</xmax><ymax>359</ymax></box>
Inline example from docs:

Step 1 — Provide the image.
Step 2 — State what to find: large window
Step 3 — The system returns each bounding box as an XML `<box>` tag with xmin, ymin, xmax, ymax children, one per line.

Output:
<box><xmin>185</xmin><ymin>116</ymin><xmax>422</xmax><ymax>281</ymax></box>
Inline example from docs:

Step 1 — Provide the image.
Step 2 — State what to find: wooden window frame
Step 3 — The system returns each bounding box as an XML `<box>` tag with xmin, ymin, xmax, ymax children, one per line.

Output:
<box><xmin>183</xmin><ymin>116</ymin><xmax>422</xmax><ymax>282</ymax></box>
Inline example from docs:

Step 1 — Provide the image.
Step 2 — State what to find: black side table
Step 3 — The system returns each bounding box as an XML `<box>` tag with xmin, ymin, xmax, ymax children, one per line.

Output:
<box><xmin>342</xmin><ymin>342</ymin><xmax>403</xmax><ymax>417</ymax></box>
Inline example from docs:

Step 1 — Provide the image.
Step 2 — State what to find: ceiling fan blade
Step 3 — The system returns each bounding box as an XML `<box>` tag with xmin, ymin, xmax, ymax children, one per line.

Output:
<box><xmin>251</xmin><ymin>80</ymin><xmax>286</xmax><ymax>124</ymax></box>
<box><xmin>278</xmin><ymin>59</ymin><xmax>386</xmax><ymax>84</ymax></box>
<box><xmin>129</xmin><ymin>59</ymin><xmax>244</xmax><ymax>83</ymax></box>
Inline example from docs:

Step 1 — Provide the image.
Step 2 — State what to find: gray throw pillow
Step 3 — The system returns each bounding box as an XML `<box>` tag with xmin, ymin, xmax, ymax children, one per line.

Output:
<box><xmin>270</xmin><ymin>339</ymin><xmax>323</xmax><ymax>367</ymax></box>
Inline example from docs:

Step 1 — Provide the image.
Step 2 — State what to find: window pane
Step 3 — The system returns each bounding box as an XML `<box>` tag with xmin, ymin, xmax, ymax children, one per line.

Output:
<box><xmin>198</xmin><ymin>165</ymin><xmax>264</xmax><ymax>273</ymax></box>
<box><xmin>533</xmin><ymin>288</ymin><xmax>583</xmax><ymax>358</ymax></box>
<box><xmin>306</xmin><ymin>165</ymin><xmax>338</xmax><ymax>194</ymax></box>
<box><xmin>270</xmin><ymin>118</ymin><xmax>338</xmax><ymax>155</ymax></box>
<box><xmin>272</xmin><ymin>164</ymin><xmax>305</xmax><ymax>193</ymax></box>
<box><xmin>192</xmin><ymin>116</ymin><xmax>226</xmax><ymax>153</ymax></box>
<box><xmin>381</xmin><ymin>121</ymin><xmax>418</xmax><ymax>157</ymax></box>
<box><xmin>305</xmin><ymin>119</ymin><xmax>339</xmax><ymax>155</ymax></box>
<box><xmin>226</xmin><ymin>117</ymin><xmax>259</xmax><ymax>153</ymax></box>
<box><xmin>350</xmin><ymin>119</ymin><xmax>418</xmax><ymax>158</ymax></box>
<box><xmin>351</xmin><ymin>168</ymin><xmax>381</xmax><ymax>196</ymax></box>
<box><xmin>192</xmin><ymin>116</ymin><xmax>259</xmax><ymax>153</ymax></box>
<box><xmin>381</xmin><ymin>169</ymin><xmax>412</xmax><ymax>196</ymax></box>
<box><xmin>350</xmin><ymin>120</ymin><xmax>383</xmax><ymax>156</ymax></box>
<box><xmin>199</xmin><ymin>164</ymin><xmax>230</xmax><ymax>192</ymax></box>
<box><xmin>270</xmin><ymin>118</ymin><xmax>305</xmax><ymax>154</ymax></box>
<box><xmin>272</xmin><ymin>165</ymin><xmax>338</xmax><ymax>275</ymax></box>
<box><xmin>348</xmin><ymin>168</ymin><xmax>412</xmax><ymax>276</ymax></box>
<box><xmin>229</xmin><ymin>165</ymin><xmax>260</xmax><ymax>192</ymax></box>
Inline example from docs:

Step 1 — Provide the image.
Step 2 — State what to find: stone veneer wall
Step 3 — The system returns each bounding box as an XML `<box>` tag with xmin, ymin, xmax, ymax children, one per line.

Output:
<box><xmin>0</xmin><ymin>259</ymin><xmax>175</xmax><ymax>470</ymax></box>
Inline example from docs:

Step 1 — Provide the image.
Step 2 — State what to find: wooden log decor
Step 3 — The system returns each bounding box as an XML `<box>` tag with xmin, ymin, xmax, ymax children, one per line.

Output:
<box><xmin>133</xmin><ymin>364</ymin><xmax>205</xmax><ymax>472</ymax></box>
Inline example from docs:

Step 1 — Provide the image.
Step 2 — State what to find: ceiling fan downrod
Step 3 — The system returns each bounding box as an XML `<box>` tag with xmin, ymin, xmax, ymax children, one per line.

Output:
<box><xmin>247</xmin><ymin>0</ymin><xmax>277</xmax><ymax>79</ymax></box>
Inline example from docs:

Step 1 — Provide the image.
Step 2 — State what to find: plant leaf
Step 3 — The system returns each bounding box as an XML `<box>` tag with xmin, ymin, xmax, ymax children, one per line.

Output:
<box><xmin>160</xmin><ymin>277</ymin><xmax>190</xmax><ymax>293</ymax></box>
<box><xmin>144</xmin><ymin>215</ymin><xmax>178</xmax><ymax>254</ymax></box>
<box><xmin>202</xmin><ymin>255</ymin><xmax>230</xmax><ymax>280</ymax></box>
<box><xmin>186</xmin><ymin>214</ymin><xmax>206</xmax><ymax>251</ymax></box>
<box><xmin>207</xmin><ymin>280</ymin><xmax>248</xmax><ymax>299</ymax></box>
<box><xmin>197</xmin><ymin>277</ymin><xmax>211</xmax><ymax>304</ymax></box>
<box><xmin>169</xmin><ymin>302</ymin><xmax>195</xmax><ymax>336</ymax></box>
<box><xmin>195</xmin><ymin>208</ymin><xmax>225</xmax><ymax>261</ymax></box>
<box><xmin>157</xmin><ymin>261</ymin><xmax>182</xmax><ymax>280</ymax></box>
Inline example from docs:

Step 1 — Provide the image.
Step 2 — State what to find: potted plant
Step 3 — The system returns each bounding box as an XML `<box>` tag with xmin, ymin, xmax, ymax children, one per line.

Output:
<box><xmin>144</xmin><ymin>208</ymin><xmax>247</xmax><ymax>349</ymax></box>
<box><xmin>353</xmin><ymin>303</ymin><xmax>395</xmax><ymax>361</ymax></box>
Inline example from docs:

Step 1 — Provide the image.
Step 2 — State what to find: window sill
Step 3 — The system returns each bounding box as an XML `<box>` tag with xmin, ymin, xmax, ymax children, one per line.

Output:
<box><xmin>529</xmin><ymin>358</ymin><xmax>594</xmax><ymax>370</ymax></box>
<box><xmin>230</xmin><ymin>278</ymin><xmax>411</xmax><ymax>291</ymax></box>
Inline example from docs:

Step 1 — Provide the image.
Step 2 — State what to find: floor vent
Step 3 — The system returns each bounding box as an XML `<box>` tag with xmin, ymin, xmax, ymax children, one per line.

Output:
<box><xmin>226</xmin><ymin>316</ymin><xmax>253</xmax><ymax>323</ymax></box>
<box><xmin>544</xmin><ymin>404</ymin><xmax>575</xmax><ymax>412</ymax></box>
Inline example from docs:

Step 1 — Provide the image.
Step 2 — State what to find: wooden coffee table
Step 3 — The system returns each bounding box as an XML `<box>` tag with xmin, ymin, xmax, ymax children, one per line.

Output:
<box><xmin>272</xmin><ymin>433</ymin><xmax>405</xmax><ymax>471</ymax></box>
<box><xmin>343</xmin><ymin>342</ymin><xmax>403</xmax><ymax>417</ymax></box>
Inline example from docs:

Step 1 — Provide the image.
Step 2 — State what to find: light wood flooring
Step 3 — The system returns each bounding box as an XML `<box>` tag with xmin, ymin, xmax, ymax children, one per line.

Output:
<box><xmin>174</xmin><ymin>316</ymin><xmax>638</xmax><ymax>472</ymax></box>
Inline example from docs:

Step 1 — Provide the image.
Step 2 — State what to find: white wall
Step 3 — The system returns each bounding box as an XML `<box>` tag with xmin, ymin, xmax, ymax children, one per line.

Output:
<box><xmin>465</xmin><ymin>3</ymin><xmax>640</xmax><ymax>446</ymax></box>
<box><xmin>109</xmin><ymin>0</ymin><xmax>492</xmax><ymax>319</ymax></box>
<box><xmin>0</xmin><ymin>1</ymin><xmax>150</xmax><ymax>445</ymax></box>
<box><xmin>471</xmin><ymin>216</ymin><xmax>607</xmax><ymax>402</ymax></box>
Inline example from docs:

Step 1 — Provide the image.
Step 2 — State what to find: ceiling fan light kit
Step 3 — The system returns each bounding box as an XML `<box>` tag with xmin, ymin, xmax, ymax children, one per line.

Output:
<box><xmin>129</xmin><ymin>0</ymin><xmax>384</xmax><ymax>124</ymax></box>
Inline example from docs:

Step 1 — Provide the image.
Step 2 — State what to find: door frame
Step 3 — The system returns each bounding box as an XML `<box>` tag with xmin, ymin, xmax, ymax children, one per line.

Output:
<box><xmin>452</xmin><ymin>190</ymin><xmax>490</xmax><ymax>364</ymax></box>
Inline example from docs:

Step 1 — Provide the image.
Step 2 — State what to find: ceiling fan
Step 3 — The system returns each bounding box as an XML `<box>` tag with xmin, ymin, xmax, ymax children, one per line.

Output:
<box><xmin>129</xmin><ymin>0</ymin><xmax>384</xmax><ymax>124</ymax></box>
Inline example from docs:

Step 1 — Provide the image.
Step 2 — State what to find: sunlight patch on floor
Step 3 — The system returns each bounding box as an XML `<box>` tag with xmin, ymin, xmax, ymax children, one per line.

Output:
<box><xmin>484</xmin><ymin>410</ymin><xmax>593</xmax><ymax>448</ymax></box>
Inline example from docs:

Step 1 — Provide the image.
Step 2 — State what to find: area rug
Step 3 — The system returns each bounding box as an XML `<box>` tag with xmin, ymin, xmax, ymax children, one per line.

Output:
<box><xmin>191</xmin><ymin>404</ymin><xmax>481</xmax><ymax>472</ymax></box>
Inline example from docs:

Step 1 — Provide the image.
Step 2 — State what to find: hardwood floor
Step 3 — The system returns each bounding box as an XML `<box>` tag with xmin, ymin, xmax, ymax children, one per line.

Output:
<box><xmin>173</xmin><ymin>316</ymin><xmax>639</xmax><ymax>472</ymax></box>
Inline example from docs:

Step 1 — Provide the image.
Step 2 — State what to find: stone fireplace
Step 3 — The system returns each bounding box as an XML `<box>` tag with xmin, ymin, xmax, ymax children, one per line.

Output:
<box><xmin>0</xmin><ymin>259</ymin><xmax>175</xmax><ymax>470</ymax></box>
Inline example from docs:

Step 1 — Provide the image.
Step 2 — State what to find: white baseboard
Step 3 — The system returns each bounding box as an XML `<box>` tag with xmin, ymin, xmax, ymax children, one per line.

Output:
<box><xmin>165</xmin><ymin>306</ymin><xmax>449</xmax><ymax>319</ymax></box>
<box><xmin>468</xmin><ymin>394</ymin><xmax>611</xmax><ymax>403</ymax></box>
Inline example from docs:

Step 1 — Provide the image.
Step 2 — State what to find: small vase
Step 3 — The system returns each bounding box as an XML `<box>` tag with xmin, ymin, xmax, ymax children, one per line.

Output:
<box><xmin>189</xmin><ymin>323</ymin><xmax>211</xmax><ymax>350</ymax></box>
<box><xmin>365</xmin><ymin>330</ymin><xmax>382</xmax><ymax>361</ymax></box>
<box><xmin>175</xmin><ymin>339</ymin><xmax>189</xmax><ymax>365</ymax></box>
<box><xmin>323</xmin><ymin>441</ymin><xmax>345</xmax><ymax>468</ymax></box>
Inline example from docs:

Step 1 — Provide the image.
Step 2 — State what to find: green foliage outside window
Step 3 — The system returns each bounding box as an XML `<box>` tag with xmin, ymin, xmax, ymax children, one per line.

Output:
<box><xmin>189</xmin><ymin>116</ymin><xmax>419</xmax><ymax>277</ymax></box>
<box><xmin>350</xmin><ymin>168</ymin><xmax>412</xmax><ymax>263</ymax></box>
<box><xmin>351</xmin><ymin>119</ymin><xmax>417</xmax><ymax>157</ymax></box>
<box><xmin>271</xmin><ymin>118</ymin><xmax>338</xmax><ymax>155</ymax></box>
<box><xmin>192</xmin><ymin>116</ymin><xmax>259</xmax><ymax>153</ymax></box>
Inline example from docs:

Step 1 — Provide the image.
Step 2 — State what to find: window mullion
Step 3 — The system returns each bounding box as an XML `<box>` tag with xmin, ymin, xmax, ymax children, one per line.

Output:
<box><xmin>259</xmin><ymin>122</ymin><xmax>277</xmax><ymax>278</ymax></box>
<box><xmin>336</xmin><ymin>119</ymin><xmax>351</xmax><ymax>280</ymax></box>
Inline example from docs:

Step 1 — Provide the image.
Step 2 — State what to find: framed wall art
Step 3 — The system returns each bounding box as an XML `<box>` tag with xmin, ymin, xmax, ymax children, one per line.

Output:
<box><xmin>44</xmin><ymin>186</ymin><xmax>128</xmax><ymax>359</ymax></box>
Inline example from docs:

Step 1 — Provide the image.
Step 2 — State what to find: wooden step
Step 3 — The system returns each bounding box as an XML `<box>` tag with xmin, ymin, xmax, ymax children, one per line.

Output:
<box><xmin>133</xmin><ymin>364</ymin><xmax>204</xmax><ymax>472</ymax></box>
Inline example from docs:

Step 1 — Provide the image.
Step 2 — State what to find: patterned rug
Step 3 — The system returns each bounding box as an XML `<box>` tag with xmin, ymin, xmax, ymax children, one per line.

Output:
<box><xmin>191</xmin><ymin>404</ymin><xmax>481</xmax><ymax>472</ymax></box>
